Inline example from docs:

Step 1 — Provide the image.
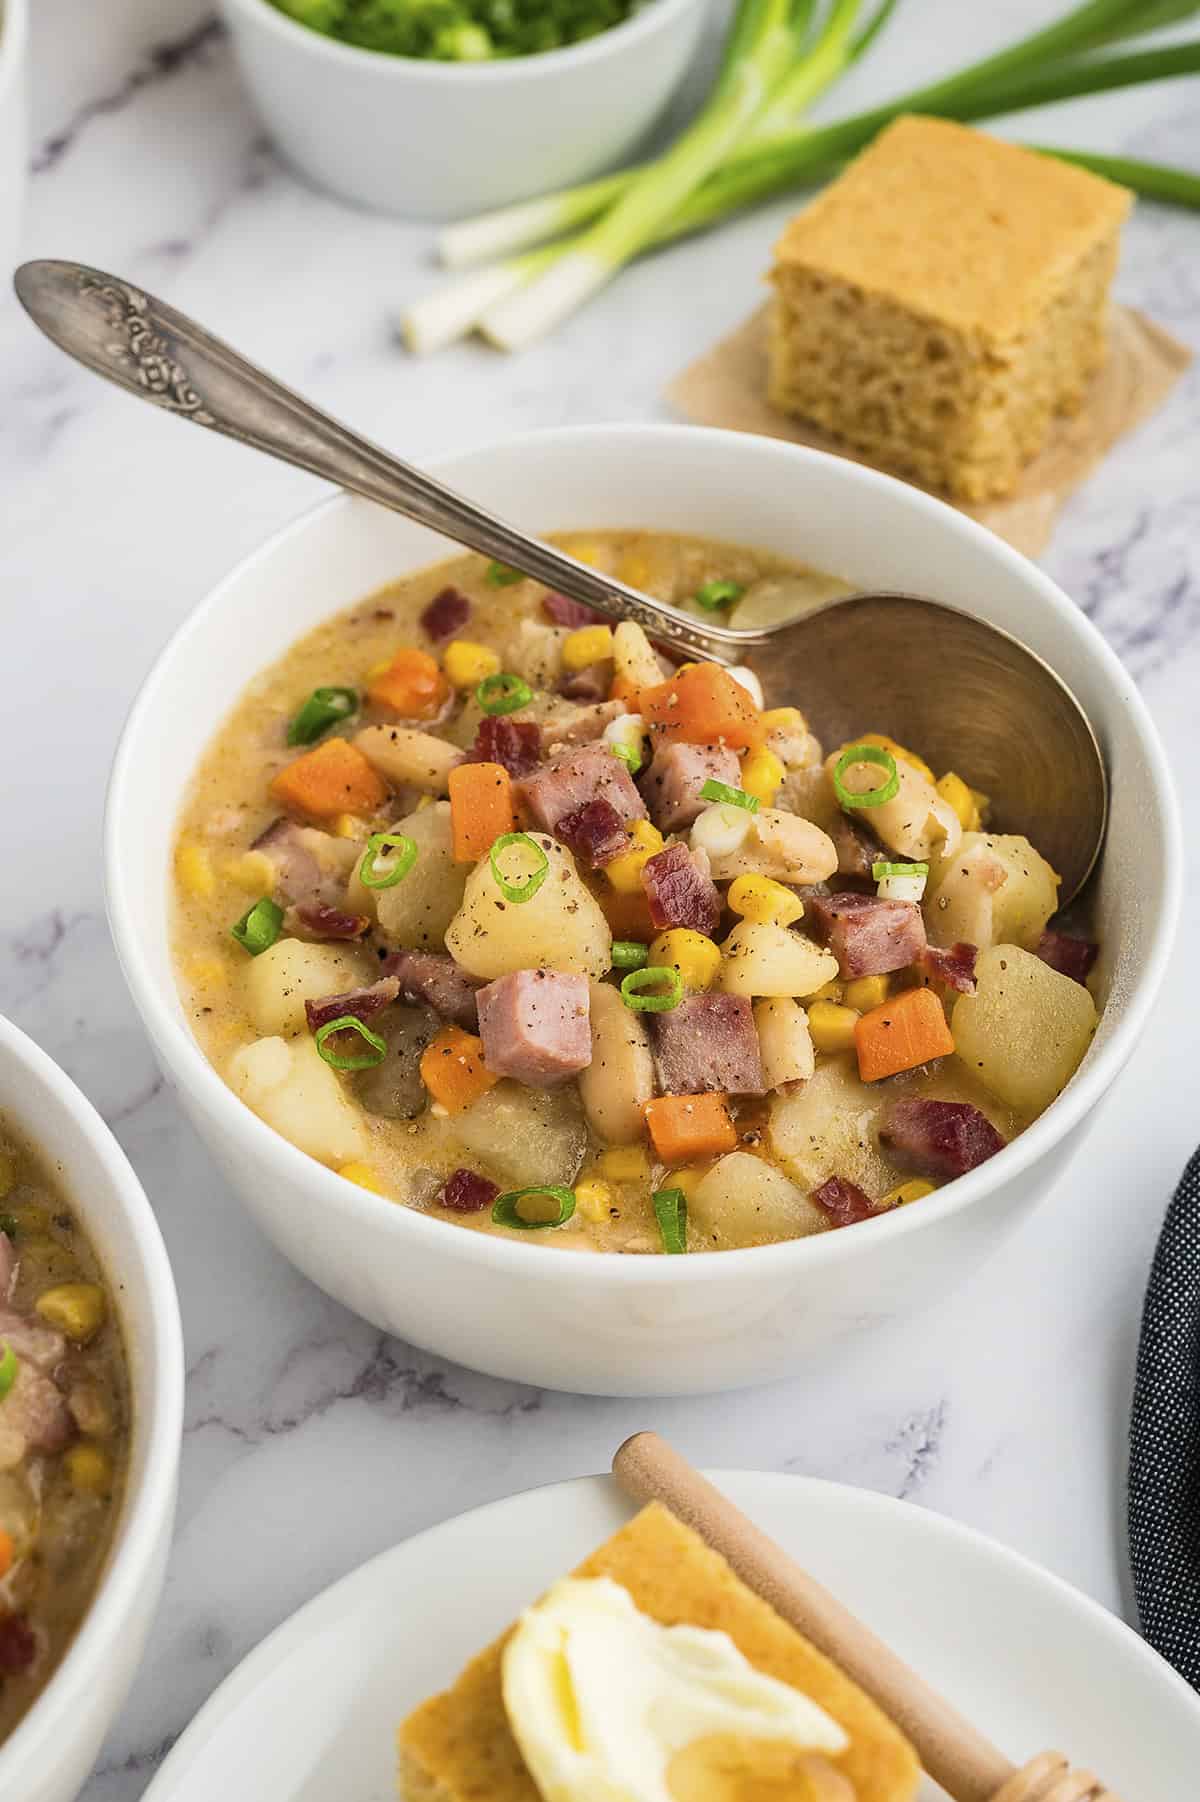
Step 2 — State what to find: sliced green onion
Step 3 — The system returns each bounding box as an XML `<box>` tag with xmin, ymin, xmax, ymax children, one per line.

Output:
<box><xmin>872</xmin><ymin>861</ymin><xmax>930</xmax><ymax>880</ymax></box>
<box><xmin>286</xmin><ymin>685</ymin><xmax>358</xmax><ymax>747</ymax></box>
<box><xmin>699</xmin><ymin>778</ymin><xmax>759</xmax><ymax>813</ymax></box>
<box><xmin>0</xmin><ymin>1342</ymin><xmax>17</xmax><ymax>1401</ymax></box>
<box><xmin>611</xmin><ymin>742</ymin><xmax>643</xmax><ymax>776</ymax></box>
<box><xmin>314</xmin><ymin>1014</ymin><xmax>388</xmax><ymax>1071</ymax></box>
<box><xmin>621</xmin><ymin>965</ymin><xmax>683</xmax><ymax>1012</ymax></box>
<box><xmin>833</xmin><ymin>745</ymin><xmax>899</xmax><ymax>811</ymax></box>
<box><xmin>0</xmin><ymin>1215</ymin><xmax>18</xmax><ymax>1240</ymax></box>
<box><xmin>490</xmin><ymin>831</ymin><xmax>549</xmax><ymax>903</ymax></box>
<box><xmin>693</xmin><ymin>579</ymin><xmax>745</xmax><ymax>612</ymax></box>
<box><xmin>492</xmin><ymin>1185</ymin><xmax>577</xmax><ymax>1230</ymax></box>
<box><xmin>612</xmin><ymin>939</ymin><xmax>648</xmax><ymax>970</ymax></box>
<box><xmin>477</xmin><ymin>671</ymin><xmax>533</xmax><ymax>715</ymax></box>
<box><xmin>486</xmin><ymin>561</ymin><xmax>525</xmax><ymax>587</ymax></box>
<box><xmin>231</xmin><ymin>896</ymin><xmax>283</xmax><ymax>957</ymax></box>
<box><xmin>653</xmin><ymin>1187</ymin><xmax>688</xmax><ymax>1255</ymax></box>
<box><xmin>359</xmin><ymin>832</ymin><xmax>418</xmax><ymax>891</ymax></box>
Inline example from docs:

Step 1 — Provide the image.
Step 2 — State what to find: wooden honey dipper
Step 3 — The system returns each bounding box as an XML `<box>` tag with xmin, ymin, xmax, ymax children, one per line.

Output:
<box><xmin>613</xmin><ymin>1433</ymin><xmax>1120</xmax><ymax>1802</ymax></box>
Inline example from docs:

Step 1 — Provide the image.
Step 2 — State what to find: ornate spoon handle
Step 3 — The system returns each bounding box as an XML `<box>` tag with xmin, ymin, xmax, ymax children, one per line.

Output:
<box><xmin>15</xmin><ymin>259</ymin><xmax>770</xmax><ymax>665</ymax></box>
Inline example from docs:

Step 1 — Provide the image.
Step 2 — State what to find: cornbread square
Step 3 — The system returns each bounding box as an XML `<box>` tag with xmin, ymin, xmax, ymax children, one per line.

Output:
<box><xmin>768</xmin><ymin>115</ymin><xmax>1132</xmax><ymax>501</ymax></box>
<box><xmin>398</xmin><ymin>1501</ymin><xmax>920</xmax><ymax>1802</ymax></box>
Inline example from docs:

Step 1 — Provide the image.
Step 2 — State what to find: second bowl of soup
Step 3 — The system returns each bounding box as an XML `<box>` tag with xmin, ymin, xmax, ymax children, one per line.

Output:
<box><xmin>107</xmin><ymin>427</ymin><xmax>1180</xmax><ymax>1395</ymax></box>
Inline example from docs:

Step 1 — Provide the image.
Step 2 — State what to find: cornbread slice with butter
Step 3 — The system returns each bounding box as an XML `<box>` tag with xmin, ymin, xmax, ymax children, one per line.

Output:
<box><xmin>768</xmin><ymin>116</ymin><xmax>1132</xmax><ymax>502</ymax></box>
<box><xmin>398</xmin><ymin>1501</ymin><xmax>920</xmax><ymax>1802</ymax></box>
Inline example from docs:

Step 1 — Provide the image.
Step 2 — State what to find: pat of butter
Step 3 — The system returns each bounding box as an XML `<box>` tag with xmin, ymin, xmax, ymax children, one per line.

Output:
<box><xmin>501</xmin><ymin>1577</ymin><xmax>847</xmax><ymax>1802</ymax></box>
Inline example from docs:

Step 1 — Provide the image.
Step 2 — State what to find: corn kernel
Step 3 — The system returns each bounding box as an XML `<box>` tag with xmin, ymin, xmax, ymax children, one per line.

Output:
<box><xmin>970</xmin><ymin>786</ymin><xmax>990</xmax><ymax>826</ymax></box>
<box><xmin>837</xmin><ymin>733</ymin><xmax>934</xmax><ymax>785</ymax></box>
<box><xmin>416</xmin><ymin>794</ymin><xmax>435</xmax><ymax>812</ymax></box>
<box><xmin>35</xmin><ymin>1283</ymin><xmax>107</xmax><ymax>1344</ymax></box>
<box><xmin>880</xmin><ymin>1177</ymin><xmax>936</xmax><ymax>1208</ymax></box>
<box><xmin>443</xmin><ymin>640</ymin><xmax>501</xmax><ymax>689</ymax></box>
<box><xmin>575</xmin><ymin>1179</ymin><xmax>614</xmax><ymax>1223</ymax></box>
<box><xmin>844</xmin><ymin>974</ymin><xmax>890</xmax><ymax>1012</ymax></box>
<box><xmin>618</xmin><ymin>552</ymin><xmax>653</xmax><ymax>592</ymax></box>
<box><xmin>670</xmin><ymin>1164</ymin><xmax>710</xmax><ymax>1199</ymax></box>
<box><xmin>739</xmin><ymin>747</ymin><xmax>785</xmax><ymax>806</ymax></box>
<box><xmin>176</xmin><ymin>842</ymin><xmax>214</xmax><ymax>898</ymax></box>
<box><xmin>726</xmin><ymin>874</ymin><xmax>804</xmax><ymax>927</ymax></box>
<box><xmin>810</xmin><ymin>978</ymin><xmax>844</xmax><ymax>1003</ymax></box>
<box><xmin>600</xmin><ymin>1145</ymin><xmax>651</xmax><ymax>1183</ymax></box>
<box><xmin>806</xmin><ymin>1000</ymin><xmax>860</xmax><ymax>1055</ymax></box>
<box><xmin>563</xmin><ymin>537</ymin><xmax>603</xmax><ymax>568</ymax></box>
<box><xmin>759</xmin><ymin>706</ymin><xmax>807</xmax><ymax>735</ymax></box>
<box><xmin>64</xmin><ymin>1443</ymin><xmax>114</xmax><ymax>1495</ymax></box>
<box><xmin>338</xmin><ymin>1162</ymin><xmax>388</xmax><ymax>1195</ymax></box>
<box><xmin>225</xmin><ymin>849</ymin><xmax>276</xmax><ymax>894</ymax></box>
<box><xmin>936</xmin><ymin>770</ymin><xmax>979</xmax><ymax>832</ymax></box>
<box><xmin>333</xmin><ymin>813</ymin><xmax>370</xmax><ymax>840</ymax></box>
<box><xmin>562</xmin><ymin>625</ymin><xmax>615</xmax><ymax>672</ymax></box>
<box><xmin>631</xmin><ymin>820</ymin><xmax>664</xmax><ymax>852</ymax></box>
<box><xmin>648</xmin><ymin>929</ymin><xmax>722</xmax><ymax>993</ymax></box>
<box><xmin>185</xmin><ymin>953</ymin><xmax>227</xmax><ymax>991</ymax></box>
<box><xmin>606</xmin><ymin>820</ymin><xmax>664</xmax><ymax>895</ymax></box>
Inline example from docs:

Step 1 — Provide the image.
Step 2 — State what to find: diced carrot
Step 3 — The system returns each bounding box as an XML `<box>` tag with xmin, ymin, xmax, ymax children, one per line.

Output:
<box><xmin>448</xmin><ymin>761</ymin><xmax>515</xmax><ymax>863</ymax></box>
<box><xmin>0</xmin><ymin>1528</ymin><xmax>12</xmax><ymax>1580</ymax></box>
<box><xmin>367</xmin><ymin>647</ymin><xmax>450</xmax><ymax>721</ymax></box>
<box><xmin>610</xmin><ymin>674</ymin><xmax>647</xmax><ymax>710</ymax></box>
<box><xmin>641</xmin><ymin>662</ymin><xmax>760</xmax><ymax>748</ymax></box>
<box><xmin>854</xmin><ymin>987</ymin><xmax>954</xmax><ymax>1083</ymax></box>
<box><xmin>420</xmin><ymin>1026</ymin><xmax>500</xmax><ymax>1114</ymax></box>
<box><xmin>270</xmin><ymin>738</ymin><xmax>388</xmax><ymax>822</ymax></box>
<box><xmin>643</xmin><ymin>1092</ymin><xmax>737</xmax><ymax>1164</ymax></box>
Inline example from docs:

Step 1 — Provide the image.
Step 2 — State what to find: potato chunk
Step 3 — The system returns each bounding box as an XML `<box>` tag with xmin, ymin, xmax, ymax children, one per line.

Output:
<box><xmin>754</xmin><ymin>997</ymin><xmax>815</xmax><ymax>1089</ymax></box>
<box><xmin>228</xmin><ymin>1035</ymin><xmax>365</xmax><ymax>1164</ymax></box>
<box><xmin>718</xmin><ymin>922</ymin><xmax>838</xmax><ymax>999</ymax></box>
<box><xmin>690</xmin><ymin>1152</ymin><xmax>828</xmax><ymax>1247</ymax></box>
<box><xmin>445</xmin><ymin>833</ymin><xmax>612</xmax><ymax>980</ymax></box>
<box><xmin>952</xmin><ymin>943</ymin><xmax>1096</xmax><ymax>1113</ymax></box>
<box><xmin>244</xmin><ymin>938</ymin><xmax>370</xmax><ymax>1036</ymax></box>
<box><xmin>578</xmin><ymin>980</ymin><xmax>655</xmax><ymax>1145</ymax></box>
<box><xmin>768</xmin><ymin>1060</ymin><xmax>892</xmax><ymax>1194</ymax></box>
<box><xmin>926</xmin><ymin>833</ymin><xmax>1059</xmax><ymax>952</ymax></box>
<box><xmin>449</xmin><ymin>1082</ymin><xmax>588</xmax><ymax>1189</ymax></box>
<box><xmin>350</xmin><ymin>801</ymin><xmax>468</xmax><ymax>951</ymax></box>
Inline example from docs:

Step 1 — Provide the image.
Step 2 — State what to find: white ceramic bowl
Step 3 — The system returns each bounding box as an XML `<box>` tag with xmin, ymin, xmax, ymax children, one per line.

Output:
<box><xmin>106</xmin><ymin>426</ymin><xmax>1181</xmax><ymax>1398</ymax></box>
<box><xmin>0</xmin><ymin>0</ymin><xmax>28</xmax><ymax>282</ymax></box>
<box><xmin>0</xmin><ymin>1018</ymin><xmax>184</xmax><ymax>1802</ymax></box>
<box><xmin>219</xmin><ymin>0</ymin><xmax>708</xmax><ymax>219</ymax></box>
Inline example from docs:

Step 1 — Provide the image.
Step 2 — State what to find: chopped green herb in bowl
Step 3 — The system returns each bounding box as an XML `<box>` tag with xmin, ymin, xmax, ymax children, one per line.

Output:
<box><xmin>270</xmin><ymin>0</ymin><xmax>645</xmax><ymax>60</ymax></box>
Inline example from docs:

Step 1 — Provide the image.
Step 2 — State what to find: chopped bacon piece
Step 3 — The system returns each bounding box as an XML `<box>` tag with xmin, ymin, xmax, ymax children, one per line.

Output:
<box><xmin>554</xmin><ymin>798</ymin><xmax>631</xmax><ymax>869</ymax></box>
<box><xmin>807</xmin><ymin>891</ymin><xmax>927</xmax><ymax>978</ymax></box>
<box><xmin>641</xmin><ymin>843</ymin><xmax>721</xmax><ymax>935</ymax></box>
<box><xmin>542</xmin><ymin>591</ymin><xmax>603</xmax><ymax>629</ymax></box>
<box><xmin>465</xmin><ymin>717</ymin><xmax>543</xmax><ymax>779</ymax></box>
<box><xmin>1037</xmin><ymin>929</ymin><xmax>1099</xmax><ymax>986</ymax></box>
<box><xmin>811</xmin><ymin>1176</ymin><xmax>874</xmax><ymax>1227</ymax></box>
<box><xmin>559</xmin><ymin>663</ymin><xmax>611</xmax><ymax>703</ymax></box>
<box><xmin>0</xmin><ymin>1615</ymin><xmax>36</xmax><ymax>1674</ymax></box>
<box><xmin>289</xmin><ymin>903</ymin><xmax>370</xmax><ymax>942</ymax></box>
<box><xmin>518</xmin><ymin>739</ymin><xmax>646</xmax><ymax>837</ymax></box>
<box><xmin>384</xmin><ymin>950</ymin><xmax>482</xmax><ymax>1030</ymax></box>
<box><xmin>476</xmin><ymin>970</ymin><xmax>591</xmax><ymax>1087</ymax></box>
<box><xmin>440</xmin><ymin>1168</ymin><xmax>500</xmax><ymax>1214</ymax></box>
<box><xmin>650</xmin><ymin>995</ymin><xmax>764</xmax><ymax>1096</ymax></box>
<box><xmin>419</xmin><ymin>586</ymin><xmax>471</xmax><ymax>643</ymax></box>
<box><xmin>640</xmin><ymin>741</ymin><xmax>741</xmax><ymax>834</ymax></box>
<box><xmin>305</xmin><ymin>975</ymin><xmax>400</xmax><ymax>1035</ymax></box>
<box><xmin>880</xmin><ymin>1098</ymin><xmax>1005</xmax><ymax>1180</ymax></box>
<box><xmin>920</xmin><ymin>941</ymin><xmax>978</xmax><ymax>995</ymax></box>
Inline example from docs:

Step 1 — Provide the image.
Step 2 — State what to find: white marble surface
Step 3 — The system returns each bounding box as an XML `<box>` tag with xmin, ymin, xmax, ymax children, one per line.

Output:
<box><xmin>2</xmin><ymin>0</ymin><xmax>1199</xmax><ymax>1793</ymax></box>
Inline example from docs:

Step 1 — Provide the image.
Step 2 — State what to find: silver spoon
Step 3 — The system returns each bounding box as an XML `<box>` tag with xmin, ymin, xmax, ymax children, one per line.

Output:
<box><xmin>14</xmin><ymin>258</ymin><xmax>1106</xmax><ymax>903</ymax></box>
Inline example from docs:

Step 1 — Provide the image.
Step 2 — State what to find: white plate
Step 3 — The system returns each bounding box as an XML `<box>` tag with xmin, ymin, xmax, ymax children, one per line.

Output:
<box><xmin>143</xmin><ymin>1473</ymin><xmax>1200</xmax><ymax>1801</ymax></box>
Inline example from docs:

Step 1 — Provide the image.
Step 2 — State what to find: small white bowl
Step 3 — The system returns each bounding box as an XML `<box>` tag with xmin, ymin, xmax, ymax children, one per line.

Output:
<box><xmin>107</xmin><ymin>426</ymin><xmax>1181</xmax><ymax>1398</ymax></box>
<box><xmin>0</xmin><ymin>0</ymin><xmax>28</xmax><ymax>281</ymax></box>
<box><xmin>0</xmin><ymin>1019</ymin><xmax>184</xmax><ymax>1802</ymax></box>
<box><xmin>219</xmin><ymin>0</ymin><xmax>708</xmax><ymax>219</ymax></box>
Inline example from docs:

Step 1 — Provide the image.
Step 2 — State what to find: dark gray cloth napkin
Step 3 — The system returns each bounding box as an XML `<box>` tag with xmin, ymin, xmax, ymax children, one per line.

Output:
<box><xmin>1129</xmin><ymin>1146</ymin><xmax>1200</xmax><ymax>1687</ymax></box>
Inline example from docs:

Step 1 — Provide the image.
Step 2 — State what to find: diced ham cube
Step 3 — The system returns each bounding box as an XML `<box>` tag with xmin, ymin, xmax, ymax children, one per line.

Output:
<box><xmin>554</xmin><ymin>798</ymin><xmax>631</xmax><ymax>869</ymax></box>
<box><xmin>384</xmin><ymin>950</ymin><xmax>482</xmax><ymax>1030</ymax></box>
<box><xmin>476</xmin><ymin>971</ymin><xmax>591</xmax><ymax>1087</ymax></box>
<box><xmin>419</xmin><ymin>587</ymin><xmax>470</xmax><ymax>643</ymax></box>
<box><xmin>649</xmin><ymin>995</ymin><xmax>765</xmax><ymax>1096</ymax></box>
<box><xmin>807</xmin><ymin>891</ymin><xmax>927</xmax><ymax>977</ymax></box>
<box><xmin>440</xmin><ymin>1168</ymin><xmax>500</xmax><ymax>1214</ymax></box>
<box><xmin>517</xmin><ymin>740</ymin><xmax>646</xmax><ymax>837</ymax></box>
<box><xmin>1036</xmin><ymin>929</ymin><xmax>1098</xmax><ymax>986</ymax></box>
<box><xmin>559</xmin><ymin>663</ymin><xmax>611</xmax><ymax>703</ymax></box>
<box><xmin>879</xmin><ymin>1098</ymin><xmax>1005</xmax><ymax>1180</ymax></box>
<box><xmin>252</xmin><ymin>818</ymin><xmax>358</xmax><ymax>912</ymax></box>
<box><xmin>305</xmin><ymin>975</ymin><xmax>401</xmax><ymax>1035</ymax></box>
<box><xmin>5</xmin><ymin>1363</ymin><xmax>74</xmax><ymax>1454</ymax></box>
<box><xmin>0</xmin><ymin>1308</ymin><xmax>65</xmax><ymax>1374</ymax></box>
<box><xmin>920</xmin><ymin>941</ymin><xmax>978</xmax><ymax>995</ymax></box>
<box><xmin>641</xmin><ymin>842</ymin><xmax>722</xmax><ymax>935</ymax></box>
<box><xmin>811</xmin><ymin>1176</ymin><xmax>875</xmax><ymax>1227</ymax></box>
<box><xmin>640</xmin><ymin>741</ymin><xmax>741</xmax><ymax>834</ymax></box>
<box><xmin>542</xmin><ymin>592</ymin><xmax>603</xmax><ymax>629</ymax></box>
<box><xmin>465</xmin><ymin>717</ymin><xmax>543</xmax><ymax>779</ymax></box>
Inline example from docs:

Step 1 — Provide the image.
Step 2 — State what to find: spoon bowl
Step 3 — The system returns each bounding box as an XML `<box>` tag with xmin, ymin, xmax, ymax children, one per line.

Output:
<box><xmin>14</xmin><ymin>256</ymin><xmax>1106</xmax><ymax>900</ymax></box>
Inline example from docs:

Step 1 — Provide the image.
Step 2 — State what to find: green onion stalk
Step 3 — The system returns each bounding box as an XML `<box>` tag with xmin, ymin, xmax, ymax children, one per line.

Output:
<box><xmin>403</xmin><ymin>0</ymin><xmax>1200</xmax><ymax>353</ymax></box>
